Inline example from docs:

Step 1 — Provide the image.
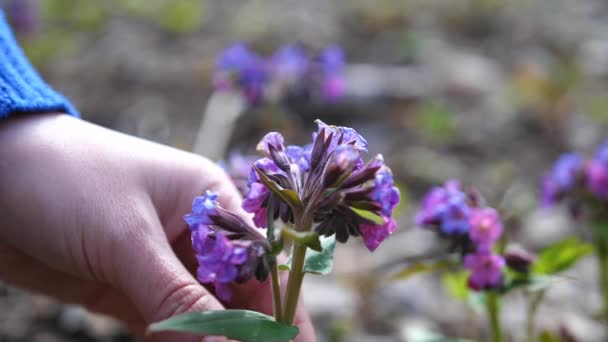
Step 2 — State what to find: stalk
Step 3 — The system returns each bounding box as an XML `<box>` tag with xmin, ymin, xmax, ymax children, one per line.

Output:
<box><xmin>598</xmin><ymin>237</ymin><xmax>608</xmax><ymax>319</ymax></box>
<box><xmin>270</xmin><ymin>260</ymin><xmax>284</xmax><ymax>322</ymax></box>
<box><xmin>486</xmin><ymin>292</ymin><xmax>503</xmax><ymax>342</ymax></box>
<box><xmin>282</xmin><ymin>242</ymin><xmax>307</xmax><ymax>325</ymax></box>
<box><xmin>525</xmin><ymin>290</ymin><xmax>545</xmax><ymax>342</ymax></box>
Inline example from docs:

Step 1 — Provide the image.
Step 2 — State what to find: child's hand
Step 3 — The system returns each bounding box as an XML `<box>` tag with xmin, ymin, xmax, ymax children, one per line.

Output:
<box><xmin>0</xmin><ymin>113</ymin><xmax>315</xmax><ymax>341</ymax></box>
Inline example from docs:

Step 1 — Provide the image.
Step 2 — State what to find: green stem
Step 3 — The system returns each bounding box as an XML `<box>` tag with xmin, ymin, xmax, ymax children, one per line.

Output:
<box><xmin>282</xmin><ymin>242</ymin><xmax>307</xmax><ymax>325</ymax></box>
<box><xmin>270</xmin><ymin>260</ymin><xmax>284</xmax><ymax>323</ymax></box>
<box><xmin>599</xmin><ymin>238</ymin><xmax>608</xmax><ymax>319</ymax></box>
<box><xmin>486</xmin><ymin>292</ymin><xmax>503</xmax><ymax>342</ymax></box>
<box><xmin>525</xmin><ymin>290</ymin><xmax>545</xmax><ymax>342</ymax></box>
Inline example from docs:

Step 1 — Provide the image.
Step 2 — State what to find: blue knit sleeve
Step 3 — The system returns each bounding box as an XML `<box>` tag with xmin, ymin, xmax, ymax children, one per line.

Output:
<box><xmin>0</xmin><ymin>10</ymin><xmax>79</xmax><ymax>119</ymax></box>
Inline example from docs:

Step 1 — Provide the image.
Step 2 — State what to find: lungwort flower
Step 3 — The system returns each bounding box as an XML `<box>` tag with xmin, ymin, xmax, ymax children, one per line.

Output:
<box><xmin>185</xmin><ymin>191</ymin><xmax>269</xmax><ymax>301</ymax></box>
<box><xmin>243</xmin><ymin>120</ymin><xmax>400</xmax><ymax>252</ymax></box>
<box><xmin>587</xmin><ymin>141</ymin><xmax>608</xmax><ymax>199</ymax></box>
<box><xmin>213</xmin><ymin>43</ymin><xmax>268</xmax><ymax>104</ymax></box>
<box><xmin>541</xmin><ymin>153</ymin><xmax>584</xmax><ymax>207</ymax></box>
<box><xmin>464</xmin><ymin>252</ymin><xmax>505</xmax><ymax>291</ymax></box>
<box><xmin>415</xmin><ymin>180</ymin><xmax>470</xmax><ymax>235</ymax></box>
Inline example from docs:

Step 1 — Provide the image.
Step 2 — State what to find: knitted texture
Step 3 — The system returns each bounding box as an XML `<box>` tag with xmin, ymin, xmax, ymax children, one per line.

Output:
<box><xmin>0</xmin><ymin>11</ymin><xmax>79</xmax><ymax>118</ymax></box>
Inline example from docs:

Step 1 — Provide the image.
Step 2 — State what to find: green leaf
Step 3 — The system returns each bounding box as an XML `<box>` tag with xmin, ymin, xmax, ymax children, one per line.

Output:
<box><xmin>251</xmin><ymin>164</ymin><xmax>302</xmax><ymax>210</ymax></box>
<box><xmin>280</xmin><ymin>228</ymin><xmax>322</xmax><ymax>252</ymax></box>
<box><xmin>148</xmin><ymin>310</ymin><xmax>298</xmax><ymax>342</ymax></box>
<box><xmin>441</xmin><ymin>271</ymin><xmax>470</xmax><ymax>302</ymax></box>
<box><xmin>502</xmin><ymin>274</ymin><xmax>561</xmax><ymax>293</ymax></box>
<box><xmin>533</xmin><ymin>238</ymin><xmax>593</xmax><ymax>275</ymax></box>
<box><xmin>537</xmin><ymin>330</ymin><xmax>563</xmax><ymax>342</ymax></box>
<box><xmin>304</xmin><ymin>236</ymin><xmax>336</xmax><ymax>275</ymax></box>
<box><xmin>350</xmin><ymin>207</ymin><xmax>384</xmax><ymax>224</ymax></box>
<box><xmin>390</xmin><ymin>260</ymin><xmax>453</xmax><ymax>281</ymax></box>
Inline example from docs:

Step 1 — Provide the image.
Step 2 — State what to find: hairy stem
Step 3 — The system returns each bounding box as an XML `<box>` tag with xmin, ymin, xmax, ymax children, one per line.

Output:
<box><xmin>486</xmin><ymin>292</ymin><xmax>503</xmax><ymax>342</ymax></box>
<box><xmin>598</xmin><ymin>238</ymin><xmax>608</xmax><ymax>320</ymax></box>
<box><xmin>525</xmin><ymin>290</ymin><xmax>545</xmax><ymax>342</ymax></box>
<box><xmin>282</xmin><ymin>242</ymin><xmax>307</xmax><ymax>325</ymax></box>
<box><xmin>270</xmin><ymin>260</ymin><xmax>284</xmax><ymax>322</ymax></box>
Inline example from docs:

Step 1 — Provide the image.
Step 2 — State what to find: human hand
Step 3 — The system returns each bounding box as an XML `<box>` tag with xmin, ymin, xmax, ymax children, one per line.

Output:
<box><xmin>0</xmin><ymin>113</ymin><xmax>315</xmax><ymax>341</ymax></box>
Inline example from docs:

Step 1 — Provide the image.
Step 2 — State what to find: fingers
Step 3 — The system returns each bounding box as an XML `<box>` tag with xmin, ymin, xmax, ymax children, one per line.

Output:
<box><xmin>0</xmin><ymin>241</ymin><xmax>145</xmax><ymax>332</ymax></box>
<box><xmin>112</xmin><ymin>211</ymin><xmax>226</xmax><ymax>342</ymax></box>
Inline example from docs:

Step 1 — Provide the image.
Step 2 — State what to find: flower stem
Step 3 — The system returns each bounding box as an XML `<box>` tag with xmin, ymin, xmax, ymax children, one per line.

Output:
<box><xmin>270</xmin><ymin>260</ymin><xmax>284</xmax><ymax>323</ymax></box>
<box><xmin>282</xmin><ymin>242</ymin><xmax>307</xmax><ymax>325</ymax></box>
<box><xmin>525</xmin><ymin>290</ymin><xmax>545</xmax><ymax>342</ymax></box>
<box><xmin>598</xmin><ymin>237</ymin><xmax>608</xmax><ymax>320</ymax></box>
<box><xmin>486</xmin><ymin>292</ymin><xmax>503</xmax><ymax>342</ymax></box>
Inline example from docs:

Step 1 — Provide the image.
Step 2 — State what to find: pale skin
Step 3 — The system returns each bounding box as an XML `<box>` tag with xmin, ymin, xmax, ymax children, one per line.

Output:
<box><xmin>0</xmin><ymin>113</ymin><xmax>315</xmax><ymax>342</ymax></box>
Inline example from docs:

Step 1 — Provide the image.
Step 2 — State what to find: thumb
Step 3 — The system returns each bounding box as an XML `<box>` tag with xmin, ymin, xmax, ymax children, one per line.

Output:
<box><xmin>112</xmin><ymin>216</ymin><xmax>225</xmax><ymax>341</ymax></box>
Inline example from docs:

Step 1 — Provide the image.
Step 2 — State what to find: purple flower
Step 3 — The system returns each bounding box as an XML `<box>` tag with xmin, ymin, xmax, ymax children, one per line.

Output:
<box><xmin>256</xmin><ymin>132</ymin><xmax>285</xmax><ymax>154</ymax></box>
<box><xmin>244</xmin><ymin>120</ymin><xmax>400</xmax><ymax>251</ymax></box>
<box><xmin>440</xmin><ymin>194</ymin><xmax>470</xmax><ymax>235</ymax></box>
<box><xmin>469</xmin><ymin>208</ymin><xmax>503</xmax><ymax>251</ymax></box>
<box><xmin>5</xmin><ymin>0</ymin><xmax>38</xmax><ymax>36</ymax></box>
<box><xmin>184</xmin><ymin>191</ymin><xmax>219</xmax><ymax>227</ymax></box>
<box><xmin>415</xmin><ymin>180</ymin><xmax>464</xmax><ymax>227</ymax></box>
<box><xmin>319</xmin><ymin>45</ymin><xmax>345</xmax><ymax>75</ymax></box>
<box><xmin>318</xmin><ymin>45</ymin><xmax>346</xmax><ymax>101</ymax></box>
<box><xmin>213</xmin><ymin>43</ymin><xmax>268</xmax><ymax>104</ymax></box>
<box><xmin>587</xmin><ymin>142</ymin><xmax>608</xmax><ymax>199</ymax></box>
<box><xmin>315</xmin><ymin>119</ymin><xmax>368</xmax><ymax>153</ymax></box>
<box><xmin>372</xmin><ymin>168</ymin><xmax>400</xmax><ymax>216</ymax></box>
<box><xmin>464</xmin><ymin>252</ymin><xmax>505</xmax><ymax>291</ymax></box>
<box><xmin>185</xmin><ymin>191</ymin><xmax>270</xmax><ymax>301</ymax></box>
<box><xmin>541</xmin><ymin>153</ymin><xmax>584</xmax><ymax>207</ymax></box>
<box><xmin>360</xmin><ymin>218</ymin><xmax>397</xmax><ymax>252</ymax></box>
<box><xmin>271</xmin><ymin>44</ymin><xmax>309</xmax><ymax>82</ymax></box>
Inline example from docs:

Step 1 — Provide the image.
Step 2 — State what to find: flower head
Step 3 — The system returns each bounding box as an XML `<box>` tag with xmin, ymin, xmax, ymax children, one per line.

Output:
<box><xmin>541</xmin><ymin>153</ymin><xmax>584</xmax><ymax>207</ymax></box>
<box><xmin>243</xmin><ymin>120</ymin><xmax>400</xmax><ymax>251</ymax></box>
<box><xmin>317</xmin><ymin>46</ymin><xmax>346</xmax><ymax>101</ymax></box>
<box><xmin>469</xmin><ymin>208</ymin><xmax>503</xmax><ymax>251</ymax></box>
<box><xmin>271</xmin><ymin>44</ymin><xmax>309</xmax><ymax>82</ymax></box>
<box><xmin>416</xmin><ymin>181</ymin><xmax>462</xmax><ymax>223</ymax></box>
<box><xmin>213</xmin><ymin>43</ymin><xmax>268</xmax><ymax>104</ymax></box>
<box><xmin>185</xmin><ymin>191</ymin><xmax>269</xmax><ymax>301</ymax></box>
<box><xmin>587</xmin><ymin>142</ymin><xmax>608</xmax><ymax>199</ymax></box>
<box><xmin>464</xmin><ymin>252</ymin><xmax>505</xmax><ymax>291</ymax></box>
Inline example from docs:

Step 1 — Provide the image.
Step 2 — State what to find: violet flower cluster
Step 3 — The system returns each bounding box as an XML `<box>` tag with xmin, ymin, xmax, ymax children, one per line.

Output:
<box><xmin>213</xmin><ymin>43</ymin><xmax>346</xmax><ymax>105</ymax></box>
<box><xmin>243</xmin><ymin>120</ymin><xmax>400</xmax><ymax>252</ymax></box>
<box><xmin>415</xmin><ymin>181</ymin><xmax>506</xmax><ymax>291</ymax></box>
<box><xmin>184</xmin><ymin>191</ymin><xmax>269</xmax><ymax>301</ymax></box>
<box><xmin>542</xmin><ymin>140</ymin><xmax>608</xmax><ymax>209</ymax></box>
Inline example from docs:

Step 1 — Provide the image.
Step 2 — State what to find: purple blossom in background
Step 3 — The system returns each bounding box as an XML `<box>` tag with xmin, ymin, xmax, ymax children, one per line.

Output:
<box><xmin>464</xmin><ymin>252</ymin><xmax>505</xmax><ymax>291</ymax></box>
<box><xmin>185</xmin><ymin>191</ymin><xmax>269</xmax><ymax>301</ymax></box>
<box><xmin>271</xmin><ymin>44</ymin><xmax>308</xmax><ymax>82</ymax></box>
<box><xmin>4</xmin><ymin>0</ymin><xmax>38</xmax><ymax>36</ymax></box>
<box><xmin>440</xmin><ymin>195</ymin><xmax>471</xmax><ymax>235</ymax></box>
<box><xmin>213</xmin><ymin>43</ymin><xmax>268</xmax><ymax>104</ymax></box>
<box><xmin>213</xmin><ymin>43</ymin><xmax>347</xmax><ymax>104</ymax></box>
<box><xmin>469</xmin><ymin>208</ymin><xmax>503</xmax><ymax>251</ymax></box>
<box><xmin>243</xmin><ymin>120</ymin><xmax>400</xmax><ymax>251</ymax></box>
<box><xmin>587</xmin><ymin>141</ymin><xmax>608</xmax><ymax>199</ymax></box>
<box><xmin>414</xmin><ymin>180</ymin><xmax>463</xmax><ymax>226</ymax></box>
<box><xmin>541</xmin><ymin>153</ymin><xmax>583</xmax><ymax>207</ymax></box>
<box><xmin>317</xmin><ymin>45</ymin><xmax>346</xmax><ymax>101</ymax></box>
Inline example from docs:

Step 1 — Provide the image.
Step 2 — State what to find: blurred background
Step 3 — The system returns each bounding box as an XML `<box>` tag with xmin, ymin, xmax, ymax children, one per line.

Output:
<box><xmin>2</xmin><ymin>0</ymin><xmax>608</xmax><ymax>341</ymax></box>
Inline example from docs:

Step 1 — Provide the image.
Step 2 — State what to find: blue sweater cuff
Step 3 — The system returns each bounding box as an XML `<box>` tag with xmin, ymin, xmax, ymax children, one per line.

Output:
<box><xmin>0</xmin><ymin>11</ymin><xmax>79</xmax><ymax>119</ymax></box>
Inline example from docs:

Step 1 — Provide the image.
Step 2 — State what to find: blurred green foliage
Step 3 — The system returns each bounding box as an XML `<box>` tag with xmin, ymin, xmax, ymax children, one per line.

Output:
<box><xmin>533</xmin><ymin>237</ymin><xmax>593</xmax><ymax>275</ymax></box>
<box><xmin>415</xmin><ymin>102</ymin><xmax>458</xmax><ymax>143</ymax></box>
